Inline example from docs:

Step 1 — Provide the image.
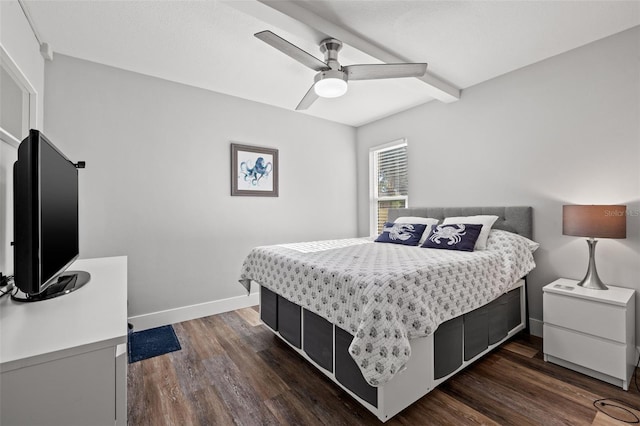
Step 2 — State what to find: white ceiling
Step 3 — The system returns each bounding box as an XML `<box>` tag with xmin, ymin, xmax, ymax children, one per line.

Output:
<box><xmin>24</xmin><ymin>0</ymin><xmax>640</xmax><ymax>127</ymax></box>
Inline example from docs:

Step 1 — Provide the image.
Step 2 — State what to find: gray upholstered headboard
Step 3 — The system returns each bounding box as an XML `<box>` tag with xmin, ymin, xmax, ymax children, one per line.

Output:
<box><xmin>388</xmin><ymin>206</ymin><xmax>533</xmax><ymax>240</ymax></box>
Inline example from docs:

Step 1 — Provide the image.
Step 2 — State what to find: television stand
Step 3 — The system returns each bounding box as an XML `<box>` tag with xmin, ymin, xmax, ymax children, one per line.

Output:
<box><xmin>11</xmin><ymin>270</ymin><xmax>91</xmax><ymax>302</ymax></box>
<box><xmin>1</xmin><ymin>257</ymin><xmax>127</xmax><ymax>426</ymax></box>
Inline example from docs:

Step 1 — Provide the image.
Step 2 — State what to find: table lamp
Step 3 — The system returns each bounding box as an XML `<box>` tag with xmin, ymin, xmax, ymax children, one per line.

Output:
<box><xmin>562</xmin><ymin>205</ymin><xmax>626</xmax><ymax>290</ymax></box>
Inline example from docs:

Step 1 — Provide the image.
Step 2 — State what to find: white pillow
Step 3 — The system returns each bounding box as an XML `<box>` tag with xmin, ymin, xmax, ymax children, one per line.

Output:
<box><xmin>442</xmin><ymin>215</ymin><xmax>499</xmax><ymax>250</ymax></box>
<box><xmin>394</xmin><ymin>216</ymin><xmax>440</xmax><ymax>245</ymax></box>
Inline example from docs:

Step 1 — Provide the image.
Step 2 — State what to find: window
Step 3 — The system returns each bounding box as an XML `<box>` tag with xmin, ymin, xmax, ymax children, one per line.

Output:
<box><xmin>1</xmin><ymin>44</ymin><xmax>37</xmax><ymax>146</ymax></box>
<box><xmin>370</xmin><ymin>140</ymin><xmax>408</xmax><ymax>235</ymax></box>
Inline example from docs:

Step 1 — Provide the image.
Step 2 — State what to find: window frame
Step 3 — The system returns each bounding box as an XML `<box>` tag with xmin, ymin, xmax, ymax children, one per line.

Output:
<box><xmin>369</xmin><ymin>138</ymin><xmax>408</xmax><ymax>236</ymax></box>
<box><xmin>1</xmin><ymin>44</ymin><xmax>38</xmax><ymax>147</ymax></box>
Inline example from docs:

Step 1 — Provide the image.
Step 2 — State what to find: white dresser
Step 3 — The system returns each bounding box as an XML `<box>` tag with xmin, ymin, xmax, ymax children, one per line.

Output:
<box><xmin>543</xmin><ymin>278</ymin><xmax>636</xmax><ymax>390</ymax></box>
<box><xmin>0</xmin><ymin>256</ymin><xmax>128</xmax><ymax>425</ymax></box>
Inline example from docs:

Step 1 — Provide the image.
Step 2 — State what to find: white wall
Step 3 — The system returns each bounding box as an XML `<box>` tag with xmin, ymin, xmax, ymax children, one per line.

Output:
<box><xmin>0</xmin><ymin>0</ymin><xmax>45</xmax><ymax>275</ymax></box>
<box><xmin>44</xmin><ymin>54</ymin><xmax>357</xmax><ymax>322</ymax></box>
<box><xmin>356</xmin><ymin>26</ymin><xmax>640</xmax><ymax>340</ymax></box>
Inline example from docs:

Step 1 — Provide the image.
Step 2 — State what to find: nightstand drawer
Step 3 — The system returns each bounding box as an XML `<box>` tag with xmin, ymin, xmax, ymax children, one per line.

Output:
<box><xmin>544</xmin><ymin>324</ymin><xmax>626</xmax><ymax>379</ymax></box>
<box><xmin>544</xmin><ymin>292</ymin><xmax>626</xmax><ymax>342</ymax></box>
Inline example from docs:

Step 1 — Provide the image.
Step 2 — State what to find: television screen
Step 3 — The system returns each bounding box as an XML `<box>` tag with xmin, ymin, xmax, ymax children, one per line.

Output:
<box><xmin>39</xmin><ymin>138</ymin><xmax>79</xmax><ymax>283</ymax></box>
<box><xmin>13</xmin><ymin>130</ymin><xmax>88</xmax><ymax>300</ymax></box>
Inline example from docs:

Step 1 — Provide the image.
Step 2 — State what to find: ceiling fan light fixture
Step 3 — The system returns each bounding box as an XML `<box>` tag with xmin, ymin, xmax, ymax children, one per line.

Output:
<box><xmin>314</xmin><ymin>70</ymin><xmax>348</xmax><ymax>98</ymax></box>
<box><xmin>314</xmin><ymin>78</ymin><xmax>348</xmax><ymax>98</ymax></box>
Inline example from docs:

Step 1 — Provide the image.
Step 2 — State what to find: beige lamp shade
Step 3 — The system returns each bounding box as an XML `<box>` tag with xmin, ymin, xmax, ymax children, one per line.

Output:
<box><xmin>562</xmin><ymin>205</ymin><xmax>626</xmax><ymax>239</ymax></box>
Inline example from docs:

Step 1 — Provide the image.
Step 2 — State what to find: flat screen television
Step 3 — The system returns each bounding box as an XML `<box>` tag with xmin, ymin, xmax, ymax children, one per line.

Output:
<box><xmin>12</xmin><ymin>129</ymin><xmax>89</xmax><ymax>301</ymax></box>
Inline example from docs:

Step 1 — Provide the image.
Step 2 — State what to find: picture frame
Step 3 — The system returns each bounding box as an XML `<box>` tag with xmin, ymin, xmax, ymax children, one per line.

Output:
<box><xmin>231</xmin><ymin>143</ymin><xmax>279</xmax><ymax>197</ymax></box>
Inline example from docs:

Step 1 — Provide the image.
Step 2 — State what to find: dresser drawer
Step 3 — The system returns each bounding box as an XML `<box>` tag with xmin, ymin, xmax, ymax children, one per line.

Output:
<box><xmin>543</xmin><ymin>292</ymin><xmax>627</xmax><ymax>342</ymax></box>
<box><xmin>543</xmin><ymin>324</ymin><xmax>627</xmax><ymax>379</ymax></box>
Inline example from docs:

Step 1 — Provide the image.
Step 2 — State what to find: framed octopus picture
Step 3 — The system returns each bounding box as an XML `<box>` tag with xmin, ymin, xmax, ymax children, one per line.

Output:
<box><xmin>230</xmin><ymin>143</ymin><xmax>279</xmax><ymax>197</ymax></box>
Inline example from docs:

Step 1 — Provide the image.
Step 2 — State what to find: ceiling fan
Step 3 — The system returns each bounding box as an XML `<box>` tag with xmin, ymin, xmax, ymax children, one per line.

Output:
<box><xmin>255</xmin><ymin>30</ymin><xmax>428</xmax><ymax>110</ymax></box>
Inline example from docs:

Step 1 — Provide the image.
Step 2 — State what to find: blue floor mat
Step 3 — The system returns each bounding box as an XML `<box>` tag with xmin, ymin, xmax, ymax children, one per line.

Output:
<box><xmin>128</xmin><ymin>324</ymin><xmax>181</xmax><ymax>363</ymax></box>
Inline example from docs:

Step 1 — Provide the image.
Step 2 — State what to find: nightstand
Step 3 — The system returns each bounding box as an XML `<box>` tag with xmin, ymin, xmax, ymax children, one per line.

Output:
<box><xmin>543</xmin><ymin>278</ymin><xmax>636</xmax><ymax>390</ymax></box>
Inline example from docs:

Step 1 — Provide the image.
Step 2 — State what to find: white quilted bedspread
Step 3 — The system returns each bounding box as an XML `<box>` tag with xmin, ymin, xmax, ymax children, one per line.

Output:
<box><xmin>240</xmin><ymin>230</ymin><xmax>536</xmax><ymax>386</ymax></box>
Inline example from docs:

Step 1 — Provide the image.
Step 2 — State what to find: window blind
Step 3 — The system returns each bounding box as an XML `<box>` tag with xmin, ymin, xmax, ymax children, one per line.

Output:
<box><xmin>377</xmin><ymin>145</ymin><xmax>408</xmax><ymax>197</ymax></box>
<box><xmin>373</xmin><ymin>144</ymin><xmax>408</xmax><ymax>233</ymax></box>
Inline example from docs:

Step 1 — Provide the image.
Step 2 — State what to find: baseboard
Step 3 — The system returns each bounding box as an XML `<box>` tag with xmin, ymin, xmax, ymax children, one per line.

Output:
<box><xmin>128</xmin><ymin>292</ymin><xmax>260</xmax><ymax>331</ymax></box>
<box><xmin>528</xmin><ymin>318</ymin><xmax>543</xmax><ymax>337</ymax></box>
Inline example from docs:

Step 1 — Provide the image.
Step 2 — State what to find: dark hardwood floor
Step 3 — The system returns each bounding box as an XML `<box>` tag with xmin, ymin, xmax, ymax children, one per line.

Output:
<box><xmin>128</xmin><ymin>307</ymin><xmax>640</xmax><ymax>425</ymax></box>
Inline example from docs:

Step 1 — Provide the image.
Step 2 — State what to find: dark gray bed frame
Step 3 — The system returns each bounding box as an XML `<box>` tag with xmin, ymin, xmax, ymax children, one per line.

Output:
<box><xmin>258</xmin><ymin>206</ymin><xmax>533</xmax><ymax>421</ymax></box>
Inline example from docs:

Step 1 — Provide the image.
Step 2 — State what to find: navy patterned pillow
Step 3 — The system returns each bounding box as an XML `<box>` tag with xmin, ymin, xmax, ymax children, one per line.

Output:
<box><xmin>375</xmin><ymin>222</ymin><xmax>427</xmax><ymax>246</ymax></box>
<box><xmin>421</xmin><ymin>224</ymin><xmax>483</xmax><ymax>251</ymax></box>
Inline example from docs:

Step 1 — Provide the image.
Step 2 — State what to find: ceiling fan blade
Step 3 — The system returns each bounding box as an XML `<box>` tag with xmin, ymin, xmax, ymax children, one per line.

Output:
<box><xmin>295</xmin><ymin>84</ymin><xmax>319</xmax><ymax>110</ymax></box>
<box><xmin>345</xmin><ymin>63</ymin><xmax>427</xmax><ymax>80</ymax></box>
<box><xmin>255</xmin><ymin>30</ymin><xmax>328</xmax><ymax>72</ymax></box>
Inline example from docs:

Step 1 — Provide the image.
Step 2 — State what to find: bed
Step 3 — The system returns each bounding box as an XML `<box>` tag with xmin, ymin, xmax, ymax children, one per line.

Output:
<box><xmin>239</xmin><ymin>206</ymin><xmax>535</xmax><ymax>422</ymax></box>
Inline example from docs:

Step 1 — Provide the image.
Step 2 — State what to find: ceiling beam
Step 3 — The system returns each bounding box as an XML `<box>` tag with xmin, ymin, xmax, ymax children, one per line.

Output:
<box><xmin>226</xmin><ymin>0</ymin><xmax>460</xmax><ymax>103</ymax></box>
